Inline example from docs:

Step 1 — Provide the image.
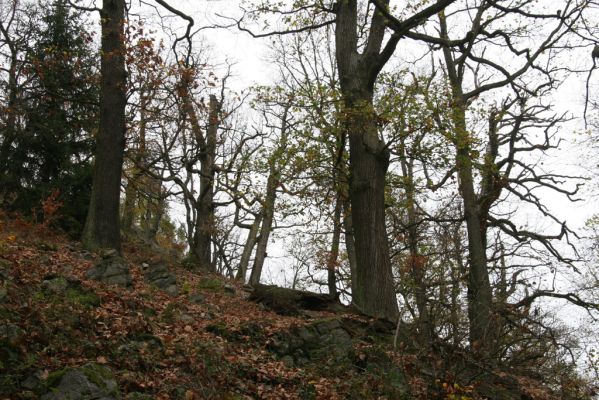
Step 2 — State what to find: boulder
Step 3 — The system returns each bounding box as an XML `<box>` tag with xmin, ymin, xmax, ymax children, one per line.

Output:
<box><xmin>41</xmin><ymin>363</ymin><xmax>120</xmax><ymax>400</ymax></box>
<box><xmin>268</xmin><ymin>318</ymin><xmax>353</xmax><ymax>366</ymax></box>
<box><xmin>188</xmin><ymin>294</ymin><xmax>205</xmax><ymax>304</ymax></box>
<box><xmin>86</xmin><ymin>253</ymin><xmax>132</xmax><ymax>287</ymax></box>
<box><xmin>142</xmin><ymin>261</ymin><xmax>178</xmax><ymax>295</ymax></box>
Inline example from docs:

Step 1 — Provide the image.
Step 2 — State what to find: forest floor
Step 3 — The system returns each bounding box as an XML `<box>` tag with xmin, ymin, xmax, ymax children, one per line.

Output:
<box><xmin>0</xmin><ymin>216</ymin><xmax>572</xmax><ymax>399</ymax></box>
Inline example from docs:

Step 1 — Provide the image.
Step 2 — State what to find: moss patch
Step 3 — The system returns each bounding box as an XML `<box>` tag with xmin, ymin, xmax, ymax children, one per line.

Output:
<box><xmin>197</xmin><ymin>277</ymin><xmax>223</xmax><ymax>292</ymax></box>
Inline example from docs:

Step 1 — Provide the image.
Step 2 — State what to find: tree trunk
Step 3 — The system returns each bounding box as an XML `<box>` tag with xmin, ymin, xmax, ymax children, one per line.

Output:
<box><xmin>343</xmin><ymin>201</ymin><xmax>358</xmax><ymax>296</ymax></box>
<box><xmin>326</xmin><ymin>196</ymin><xmax>342</xmax><ymax>298</ymax></box>
<box><xmin>343</xmin><ymin>92</ymin><xmax>398</xmax><ymax>321</ymax></box>
<box><xmin>399</xmin><ymin>142</ymin><xmax>433</xmax><ymax>346</ymax></box>
<box><xmin>249</xmin><ymin>171</ymin><xmax>277</xmax><ymax>285</ymax></box>
<box><xmin>121</xmin><ymin>178</ymin><xmax>137</xmax><ymax>233</ymax></box>
<box><xmin>122</xmin><ymin>92</ymin><xmax>149</xmax><ymax>234</ymax></box>
<box><xmin>191</xmin><ymin>95</ymin><xmax>219</xmax><ymax>272</ymax></box>
<box><xmin>249</xmin><ymin>103</ymin><xmax>290</xmax><ymax>285</ymax></box>
<box><xmin>335</xmin><ymin>0</ymin><xmax>399</xmax><ymax>322</ymax></box>
<box><xmin>0</xmin><ymin>21</ymin><xmax>20</xmax><ymax>202</ymax></box>
<box><xmin>81</xmin><ymin>0</ymin><xmax>126</xmax><ymax>252</ymax></box>
<box><xmin>438</xmin><ymin>11</ymin><xmax>494</xmax><ymax>355</ymax></box>
<box><xmin>453</xmin><ymin>101</ymin><xmax>494</xmax><ymax>354</ymax></box>
<box><xmin>236</xmin><ymin>213</ymin><xmax>262</xmax><ymax>282</ymax></box>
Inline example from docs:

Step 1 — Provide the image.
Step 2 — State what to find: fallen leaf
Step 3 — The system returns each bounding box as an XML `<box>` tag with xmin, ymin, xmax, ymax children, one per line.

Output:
<box><xmin>96</xmin><ymin>356</ymin><xmax>108</xmax><ymax>364</ymax></box>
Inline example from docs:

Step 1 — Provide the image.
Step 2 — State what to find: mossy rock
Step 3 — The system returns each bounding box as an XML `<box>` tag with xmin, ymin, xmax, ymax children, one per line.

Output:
<box><xmin>197</xmin><ymin>277</ymin><xmax>223</xmax><ymax>291</ymax></box>
<box><xmin>41</xmin><ymin>362</ymin><xmax>120</xmax><ymax>400</ymax></box>
<box><xmin>40</xmin><ymin>276</ymin><xmax>100</xmax><ymax>308</ymax></box>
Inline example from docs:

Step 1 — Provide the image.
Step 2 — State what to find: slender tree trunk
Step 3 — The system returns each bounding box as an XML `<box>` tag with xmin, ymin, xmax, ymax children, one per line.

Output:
<box><xmin>236</xmin><ymin>213</ymin><xmax>262</xmax><ymax>281</ymax></box>
<box><xmin>399</xmin><ymin>143</ymin><xmax>433</xmax><ymax>346</ymax></box>
<box><xmin>326</xmin><ymin>196</ymin><xmax>342</xmax><ymax>298</ymax></box>
<box><xmin>249</xmin><ymin>171</ymin><xmax>277</xmax><ymax>285</ymax></box>
<box><xmin>81</xmin><ymin>0</ymin><xmax>126</xmax><ymax>252</ymax></box>
<box><xmin>438</xmin><ymin>11</ymin><xmax>494</xmax><ymax>355</ymax></box>
<box><xmin>249</xmin><ymin>104</ymin><xmax>290</xmax><ymax>285</ymax></box>
<box><xmin>191</xmin><ymin>95</ymin><xmax>219</xmax><ymax>272</ymax></box>
<box><xmin>453</xmin><ymin>101</ymin><xmax>494</xmax><ymax>354</ymax></box>
<box><xmin>343</xmin><ymin>200</ymin><xmax>357</xmax><ymax>301</ymax></box>
<box><xmin>121</xmin><ymin>179</ymin><xmax>137</xmax><ymax>233</ymax></box>
<box><xmin>122</xmin><ymin>93</ymin><xmax>149</xmax><ymax>234</ymax></box>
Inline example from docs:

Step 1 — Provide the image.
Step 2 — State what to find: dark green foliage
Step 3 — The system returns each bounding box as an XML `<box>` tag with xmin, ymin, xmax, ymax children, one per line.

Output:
<box><xmin>0</xmin><ymin>0</ymin><xmax>98</xmax><ymax>236</ymax></box>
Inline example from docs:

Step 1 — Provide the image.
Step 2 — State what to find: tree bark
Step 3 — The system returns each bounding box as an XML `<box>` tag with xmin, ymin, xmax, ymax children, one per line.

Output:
<box><xmin>398</xmin><ymin>140</ymin><xmax>433</xmax><ymax>346</ymax></box>
<box><xmin>0</xmin><ymin>14</ymin><xmax>21</xmax><ymax>202</ymax></box>
<box><xmin>335</xmin><ymin>0</ymin><xmax>399</xmax><ymax>321</ymax></box>
<box><xmin>343</xmin><ymin>200</ymin><xmax>358</xmax><ymax>296</ymax></box>
<box><xmin>249</xmin><ymin>169</ymin><xmax>277</xmax><ymax>285</ymax></box>
<box><xmin>236</xmin><ymin>213</ymin><xmax>262</xmax><ymax>282</ymax></box>
<box><xmin>437</xmin><ymin>11</ymin><xmax>494</xmax><ymax>355</ymax></box>
<box><xmin>81</xmin><ymin>0</ymin><xmax>126</xmax><ymax>252</ymax></box>
<box><xmin>191</xmin><ymin>94</ymin><xmax>219</xmax><ymax>271</ymax></box>
<box><xmin>249</xmin><ymin>103</ymin><xmax>290</xmax><ymax>285</ymax></box>
<box><xmin>326</xmin><ymin>195</ymin><xmax>342</xmax><ymax>298</ymax></box>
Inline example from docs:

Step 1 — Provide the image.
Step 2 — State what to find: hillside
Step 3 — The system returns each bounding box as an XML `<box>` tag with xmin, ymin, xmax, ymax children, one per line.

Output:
<box><xmin>0</xmin><ymin>217</ymin><xmax>586</xmax><ymax>400</ymax></box>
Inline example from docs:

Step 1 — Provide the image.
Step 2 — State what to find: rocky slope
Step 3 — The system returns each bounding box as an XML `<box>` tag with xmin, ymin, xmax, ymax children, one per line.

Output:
<box><xmin>0</xmin><ymin>217</ymin><xmax>573</xmax><ymax>399</ymax></box>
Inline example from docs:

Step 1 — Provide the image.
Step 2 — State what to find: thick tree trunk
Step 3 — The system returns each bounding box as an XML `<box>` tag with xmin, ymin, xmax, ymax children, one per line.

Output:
<box><xmin>236</xmin><ymin>213</ymin><xmax>262</xmax><ymax>282</ymax></box>
<box><xmin>342</xmin><ymin>92</ymin><xmax>398</xmax><ymax>321</ymax></box>
<box><xmin>81</xmin><ymin>0</ymin><xmax>126</xmax><ymax>252</ymax></box>
<box><xmin>335</xmin><ymin>0</ymin><xmax>398</xmax><ymax>322</ymax></box>
<box><xmin>191</xmin><ymin>95</ymin><xmax>219</xmax><ymax>272</ymax></box>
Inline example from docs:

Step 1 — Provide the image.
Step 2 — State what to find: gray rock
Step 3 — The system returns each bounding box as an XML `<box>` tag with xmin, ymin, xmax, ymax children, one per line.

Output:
<box><xmin>100</xmin><ymin>249</ymin><xmax>119</xmax><ymax>259</ymax></box>
<box><xmin>297</xmin><ymin>327</ymin><xmax>317</xmax><ymax>342</ymax></box>
<box><xmin>223</xmin><ymin>284</ymin><xmax>236</xmax><ymax>294</ymax></box>
<box><xmin>268</xmin><ymin>318</ymin><xmax>353</xmax><ymax>366</ymax></box>
<box><xmin>315</xmin><ymin>319</ymin><xmax>342</xmax><ymax>335</ymax></box>
<box><xmin>41</xmin><ymin>363</ymin><xmax>120</xmax><ymax>400</ymax></box>
<box><xmin>86</xmin><ymin>256</ymin><xmax>132</xmax><ymax>287</ymax></box>
<box><xmin>179</xmin><ymin>313</ymin><xmax>194</xmax><ymax>323</ymax></box>
<box><xmin>188</xmin><ymin>294</ymin><xmax>205</xmax><ymax>304</ymax></box>
<box><xmin>143</xmin><ymin>261</ymin><xmax>177</xmax><ymax>295</ymax></box>
<box><xmin>21</xmin><ymin>371</ymin><xmax>45</xmax><ymax>392</ymax></box>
